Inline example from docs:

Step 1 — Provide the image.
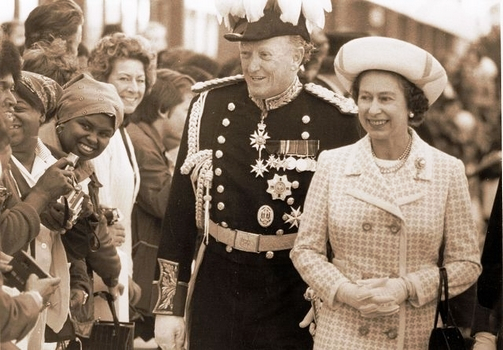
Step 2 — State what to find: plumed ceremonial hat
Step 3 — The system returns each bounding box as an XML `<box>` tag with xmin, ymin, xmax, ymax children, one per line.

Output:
<box><xmin>56</xmin><ymin>73</ymin><xmax>124</xmax><ymax>130</ymax></box>
<box><xmin>215</xmin><ymin>0</ymin><xmax>332</xmax><ymax>42</ymax></box>
<box><xmin>333</xmin><ymin>36</ymin><xmax>448</xmax><ymax>105</ymax></box>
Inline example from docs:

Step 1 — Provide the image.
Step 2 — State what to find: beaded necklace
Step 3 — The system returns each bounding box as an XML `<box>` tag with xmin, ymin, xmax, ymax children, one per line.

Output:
<box><xmin>371</xmin><ymin>133</ymin><xmax>413</xmax><ymax>174</ymax></box>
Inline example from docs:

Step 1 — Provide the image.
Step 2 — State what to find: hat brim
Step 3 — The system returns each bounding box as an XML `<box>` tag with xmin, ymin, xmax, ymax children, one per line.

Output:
<box><xmin>333</xmin><ymin>36</ymin><xmax>447</xmax><ymax>105</ymax></box>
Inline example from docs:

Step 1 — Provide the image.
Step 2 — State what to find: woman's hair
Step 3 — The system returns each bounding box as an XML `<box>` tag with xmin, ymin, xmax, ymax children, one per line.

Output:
<box><xmin>351</xmin><ymin>70</ymin><xmax>430</xmax><ymax>126</ymax></box>
<box><xmin>88</xmin><ymin>32</ymin><xmax>157</xmax><ymax>94</ymax></box>
<box><xmin>130</xmin><ymin>68</ymin><xmax>194</xmax><ymax>125</ymax></box>
<box><xmin>24</xmin><ymin>0</ymin><xmax>84</xmax><ymax>50</ymax></box>
<box><xmin>22</xmin><ymin>39</ymin><xmax>80</xmax><ymax>86</ymax></box>
<box><xmin>0</xmin><ymin>39</ymin><xmax>21</xmax><ymax>82</ymax></box>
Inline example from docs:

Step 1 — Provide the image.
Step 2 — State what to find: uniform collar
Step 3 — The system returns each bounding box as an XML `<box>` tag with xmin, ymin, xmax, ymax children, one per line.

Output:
<box><xmin>250</xmin><ymin>76</ymin><xmax>303</xmax><ymax>111</ymax></box>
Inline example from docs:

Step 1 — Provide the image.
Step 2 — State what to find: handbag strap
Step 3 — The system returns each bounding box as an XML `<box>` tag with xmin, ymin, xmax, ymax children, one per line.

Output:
<box><xmin>433</xmin><ymin>266</ymin><xmax>450</xmax><ymax>327</ymax></box>
<box><xmin>94</xmin><ymin>291</ymin><xmax>120</xmax><ymax>336</ymax></box>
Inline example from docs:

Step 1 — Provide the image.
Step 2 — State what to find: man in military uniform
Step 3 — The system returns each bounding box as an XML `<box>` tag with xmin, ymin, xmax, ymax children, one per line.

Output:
<box><xmin>153</xmin><ymin>2</ymin><xmax>361</xmax><ymax>349</ymax></box>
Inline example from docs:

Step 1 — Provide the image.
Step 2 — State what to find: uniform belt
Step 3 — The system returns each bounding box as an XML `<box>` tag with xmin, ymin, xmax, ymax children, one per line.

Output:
<box><xmin>208</xmin><ymin>220</ymin><xmax>297</xmax><ymax>253</ymax></box>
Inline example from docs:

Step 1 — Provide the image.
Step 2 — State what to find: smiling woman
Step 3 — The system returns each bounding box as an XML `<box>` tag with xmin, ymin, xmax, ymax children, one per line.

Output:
<box><xmin>87</xmin><ymin>32</ymin><xmax>157</xmax><ymax>323</ymax></box>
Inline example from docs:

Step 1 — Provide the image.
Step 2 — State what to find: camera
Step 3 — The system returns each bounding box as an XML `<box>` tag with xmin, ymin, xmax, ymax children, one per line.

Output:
<box><xmin>61</xmin><ymin>153</ymin><xmax>85</xmax><ymax>226</ymax></box>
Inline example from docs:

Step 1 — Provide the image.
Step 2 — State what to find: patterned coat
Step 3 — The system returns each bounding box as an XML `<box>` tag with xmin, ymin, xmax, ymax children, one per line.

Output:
<box><xmin>290</xmin><ymin>130</ymin><xmax>481</xmax><ymax>350</ymax></box>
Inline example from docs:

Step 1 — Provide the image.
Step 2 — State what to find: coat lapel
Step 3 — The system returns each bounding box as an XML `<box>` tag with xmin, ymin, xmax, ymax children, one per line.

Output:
<box><xmin>342</xmin><ymin>130</ymin><xmax>433</xmax><ymax>221</ymax></box>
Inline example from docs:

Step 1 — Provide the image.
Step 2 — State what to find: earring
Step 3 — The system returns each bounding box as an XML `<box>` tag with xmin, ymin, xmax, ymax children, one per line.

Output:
<box><xmin>408</xmin><ymin>111</ymin><xmax>414</xmax><ymax>119</ymax></box>
<box><xmin>56</xmin><ymin>124</ymin><xmax>64</xmax><ymax>134</ymax></box>
<box><xmin>39</xmin><ymin>115</ymin><xmax>46</xmax><ymax>124</ymax></box>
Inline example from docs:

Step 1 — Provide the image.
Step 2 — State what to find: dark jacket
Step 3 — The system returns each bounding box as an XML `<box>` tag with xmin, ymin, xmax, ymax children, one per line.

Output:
<box><xmin>127</xmin><ymin>121</ymin><xmax>172</xmax><ymax>316</ymax></box>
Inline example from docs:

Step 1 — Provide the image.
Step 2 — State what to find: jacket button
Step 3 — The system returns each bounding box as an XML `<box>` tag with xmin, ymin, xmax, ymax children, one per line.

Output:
<box><xmin>362</xmin><ymin>223</ymin><xmax>372</xmax><ymax>231</ymax></box>
<box><xmin>215</xmin><ymin>150</ymin><xmax>223</xmax><ymax>158</ymax></box>
<box><xmin>217</xmin><ymin>202</ymin><xmax>225</xmax><ymax>210</ymax></box>
<box><xmin>265</xmin><ymin>251</ymin><xmax>274</xmax><ymax>259</ymax></box>
<box><xmin>217</xmin><ymin>136</ymin><xmax>226</xmax><ymax>144</ymax></box>
<box><xmin>225</xmin><ymin>245</ymin><xmax>233</xmax><ymax>253</ymax></box>
<box><xmin>358</xmin><ymin>325</ymin><xmax>369</xmax><ymax>336</ymax></box>
<box><xmin>222</xmin><ymin>118</ymin><xmax>230</xmax><ymax>127</ymax></box>
<box><xmin>217</xmin><ymin>185</ymin><xmax>224</xmax><ymax>193</ymax></box>
<box><xmin>215</xmin><ymin>168</ymin><xmax>222</xmax><ymax>176</ymax></box>
<box><xmin>276</xmin><ymin>229</ymin><xmax>284</xmax><ymax>235</ymax></box>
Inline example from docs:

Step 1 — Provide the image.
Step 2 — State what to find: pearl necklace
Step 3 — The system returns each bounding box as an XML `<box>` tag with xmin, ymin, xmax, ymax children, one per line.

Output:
<box><xmin>371</xmin><ymin>134</ymin><xmax>413</xmax><ymax>174</ymax></box>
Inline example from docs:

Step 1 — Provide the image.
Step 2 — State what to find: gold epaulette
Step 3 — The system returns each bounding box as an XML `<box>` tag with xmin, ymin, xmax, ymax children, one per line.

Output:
<box><xmin>304</xmin><ymin>82</ymin><xmax>358</xmax><ymax>115</ymax></box>
<box><xmin>191</xmin><ymin>74</ymin><xmax>245</xmax><ymax>94</ymax></box>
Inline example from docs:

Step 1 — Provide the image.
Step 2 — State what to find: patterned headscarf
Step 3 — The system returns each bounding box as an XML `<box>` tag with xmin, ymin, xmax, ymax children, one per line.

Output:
<box><xmin>56</xmin><ymin>73</ymin><xmax>124</xmax><ymax>130</ymax></box>
<box><xmin>19</xmin><ymin>70</ymin><xmax>63</xmax><ymax>120</ymax></box>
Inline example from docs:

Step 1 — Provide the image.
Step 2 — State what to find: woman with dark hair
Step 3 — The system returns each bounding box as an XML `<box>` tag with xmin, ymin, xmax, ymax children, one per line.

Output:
<box><xmin>88</xmin><ymin>32</ymin><xmax>156</xmax><ymax>322</ymax></box>
<box><xmin>291</xmin><ymin>36</ymin><xmax>481</xmax><ymax>349</ymax></box>
<box><xmin>127</xmin><ymin>69</ymin><xmax>195</xmax><ymax>341</ymax></box>
<box><xmin>24</xmin><ymin>0</ymin><xmax>84</xmax><ymax>57</ymax></box>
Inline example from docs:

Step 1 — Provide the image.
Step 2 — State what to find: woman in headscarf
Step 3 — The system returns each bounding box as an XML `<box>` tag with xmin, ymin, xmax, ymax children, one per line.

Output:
<box><xmin>38</xmin><ymin>73</ymin><xmax>124</xmax><ymax>347</ymax></box>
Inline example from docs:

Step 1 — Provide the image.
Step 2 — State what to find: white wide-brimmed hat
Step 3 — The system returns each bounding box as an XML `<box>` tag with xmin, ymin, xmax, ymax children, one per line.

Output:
<box><xmin>333</xmin><ymin>36</ymin><xmax>448</xmax><ymax>105</ymax></box>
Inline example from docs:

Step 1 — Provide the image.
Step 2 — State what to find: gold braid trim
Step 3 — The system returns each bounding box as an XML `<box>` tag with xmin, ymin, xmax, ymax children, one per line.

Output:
<box><xmin>180</xmin><ymin>91</ymin><xmax>214</xmax><ymax>231</ymax></box>
<box><xmin>304</xmin><ymin>82</ymin><xmax>358</xmax><ymax>114</ymax></box>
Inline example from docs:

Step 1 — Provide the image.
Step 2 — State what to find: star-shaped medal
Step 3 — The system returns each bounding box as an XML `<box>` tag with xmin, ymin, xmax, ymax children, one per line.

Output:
<box><xmin>251</xmin><ymin>159</ymin><xmax>269</xmax><ymax>178</ymax></box>
<box><xmin>266</xmin><ymin>174</ymin><xmax>292</xmax><ymax>200</ymax></box>
<box><xmin>250</xmin><ymin>129</ymin><xmax>270</xmax><ymax>152</ymax></box>
<box><xmin>284</xmin><ymin>206</ymin><xmax>302</xmax><ymax>228</ymax></box>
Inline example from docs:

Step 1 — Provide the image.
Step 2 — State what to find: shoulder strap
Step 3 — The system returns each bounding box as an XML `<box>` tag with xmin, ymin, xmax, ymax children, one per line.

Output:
<box><xmin>434</xmin><ymin>266</ymin><xmax>450</xmax><ymax>327</ymax></box>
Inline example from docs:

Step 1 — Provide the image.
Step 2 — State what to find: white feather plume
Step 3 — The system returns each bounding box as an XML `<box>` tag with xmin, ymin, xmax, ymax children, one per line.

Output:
<box><xmin>302</xmin><ymin>0</ymin><xmax>331</xmax><ymax>30</ymax></box>
<box><xmin>214</xmin><ymin>0</ymin><xmax>332</xmax><ymax>32</ymax></box>
<box><xmin>242</xmin><ymin>0</ymin><xmax>268</xmax><ymax>22</ymax></box>
<box><xmin>277</xmin><ymin>0</ymin><xmax>302</xmax><ymax>25</ymax></box>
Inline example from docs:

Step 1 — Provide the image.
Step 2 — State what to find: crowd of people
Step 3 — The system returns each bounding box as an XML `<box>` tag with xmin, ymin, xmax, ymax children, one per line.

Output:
<box><xmin>0</xmin><ymin>0</ymin><xmax>500</xmax><ymax>349</ymax></box>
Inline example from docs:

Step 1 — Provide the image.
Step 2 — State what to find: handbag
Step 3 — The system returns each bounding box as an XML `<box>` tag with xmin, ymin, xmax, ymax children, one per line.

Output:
<box><xmin>87</xmin><ymin>291</ymin><xmax>135</xmax><ymax>350</ymax></box>
<box><xmin>428</xmin><ymin>266</ymin><xmax>467</xmax><ymax>350</ymax></box>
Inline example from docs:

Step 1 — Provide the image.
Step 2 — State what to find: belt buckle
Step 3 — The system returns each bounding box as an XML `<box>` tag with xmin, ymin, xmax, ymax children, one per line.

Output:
<box><xmin>234</xmin><ymin>230</ymin><xmax>260</xmax><ymax>253</ymax></box>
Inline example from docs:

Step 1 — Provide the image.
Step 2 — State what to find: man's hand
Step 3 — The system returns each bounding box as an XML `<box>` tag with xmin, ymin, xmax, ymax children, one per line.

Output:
<box><xmin>108</xmin><ymin>283</ymin><xmax>125</xmax><ymax>300</ymax></box>
<box><xmin>155</xmin><ymin>315</ymin><xmax>186</xmax><ymax>350</ymax></box>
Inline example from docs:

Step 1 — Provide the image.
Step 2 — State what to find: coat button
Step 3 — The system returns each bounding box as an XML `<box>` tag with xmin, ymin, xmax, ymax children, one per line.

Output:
<box><xmin>287</xmin><ymin>197</ymin><xmax>295</xmax><ymax>205</ymax></box>
<box><xmin>215</xmin><ymin>150</ymin><xmax>223</xmax><ymax>158</ymax></box>
<box><xmin>302</xmin><ymin>115</ymin><xmax>310</xmax><ymax>124</ymax></box>
<box><xmin>215</xmin><ymin>168</ymin><xmax>222</xmax><ymax>176</ymax></box>
<box><xmin>222</xmin><ymin>118</ymin><xmax>230</xmax><ymax>127</ymax></box>
<box><xmin>362</xmin><ymin>223</ymin><xmax>372</xmax><ymax>231</ymax></box>
<box><xmin>358</xmin><ymin>325</ymin><xmax>370</xmax><ymax>336</ymax></box>
<box><xmin>265</xmin><ymin>251</ymin><xmax>274</xmax><ymax>259</ymax></box>
<box><xmin>276</xmin><ymin>229</ymin><xmax>284</xmax><ymax>235</ymax></box>
<box><xmin>301</xmin><ymin>131</ymin><xmax>310</xmax><ymax>140</ymax></box>
<box><xmin>385</xmin><ymin>328</ymin><xmax>398</xmax><ymax>339</ymax></box>
<box><xmin>217</xmin><ymin>185</ymin><xmax>224</xmax><ymax>193</ymax></box>
<box><xmin>227</xmin><ymin>103</ymin><xmax>235</xmax><ymax>111</ymax></box>
<box><xmin>225</xmin><ymin>245</ymin><xmax>233</xmax><ymax>253</ymax></box>
<box><xmin>217</xmin><ymin>202</ymin><xmax>225</xmax><ymax>210</ymax></box>
<box><xmin>389</xmin><ymin>225</ymin><xmax>400</xmax><ymax>234</ymax></box>
<box><xmin>217</xmin><ymin>136</ymin><xmax>226</xmax><ymax>144</ymax></box>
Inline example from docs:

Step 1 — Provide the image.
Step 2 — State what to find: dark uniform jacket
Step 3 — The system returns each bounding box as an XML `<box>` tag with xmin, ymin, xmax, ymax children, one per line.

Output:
<box><xmin>157</xmin><ymin>77</ymin><xmax>361</xmax><ymax>314</ymax></box>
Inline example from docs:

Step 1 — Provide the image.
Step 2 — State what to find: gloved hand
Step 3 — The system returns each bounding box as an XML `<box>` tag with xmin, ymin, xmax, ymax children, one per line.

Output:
<box><xmin>155</xmin><ymin>315</ymin><xmax>186</xmax><ymax>350</ymax></box>
<box><xmin>299</xmin><ymin>307</ymin><xmax>317</xmax><ymax>336</ymax></box>
<box><xmin>336</xmin><ymin>281</ymin><xmax>396</xmax><ymax>318</ymax></box>
<box><xmin>357</xmin><ymin>277</ymin><xmax>410</xmax><ymax>305</ymax></box>
<box><xmin>472</xmin><ymin>332</ymin><xmax>497</xmax><ymax>350</ymax></box>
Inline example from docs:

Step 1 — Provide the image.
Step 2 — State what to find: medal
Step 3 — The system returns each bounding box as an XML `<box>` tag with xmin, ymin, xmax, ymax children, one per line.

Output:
<box><xmin>257</xmin><ymin>205</ymin><xmax>274</xmax><ymax>227</ymax></box>
<box><xmin>266</xmin><ymin>174</ymin><xmax>292</xmax><ymax>201</ymax></box>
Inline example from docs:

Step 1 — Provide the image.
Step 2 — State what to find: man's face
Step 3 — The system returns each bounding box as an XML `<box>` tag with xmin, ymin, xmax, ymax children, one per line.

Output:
<box><xmin>0</xmin><ymin>74</ymin><xmax>16</xmax><ymax>119</ymax></box>
<box><xmin>239</xmin><ymin>36</ymin><xmax>302</xmax><ymax>99</ymax></box>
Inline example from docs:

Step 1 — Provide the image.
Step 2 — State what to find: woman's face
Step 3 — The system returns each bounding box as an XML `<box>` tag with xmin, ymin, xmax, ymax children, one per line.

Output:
<box><xmin>357</xmin><ymin>71</ymin><xmax>410</xmax><ymax>142</ymax></box>
<box><xmin>9</xmin><ymin>93</ymin><xmax>42</xmax><ymax>153</ymax></box>
<box><xmin>107</xmin><ymin>58</ymin><xmax>146</xmax><ymax>115</ymax></box>
<box><xmin>58</xmin><ymin>114</ymin><xmax>115</xmax><ymax>161</ymax></box>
